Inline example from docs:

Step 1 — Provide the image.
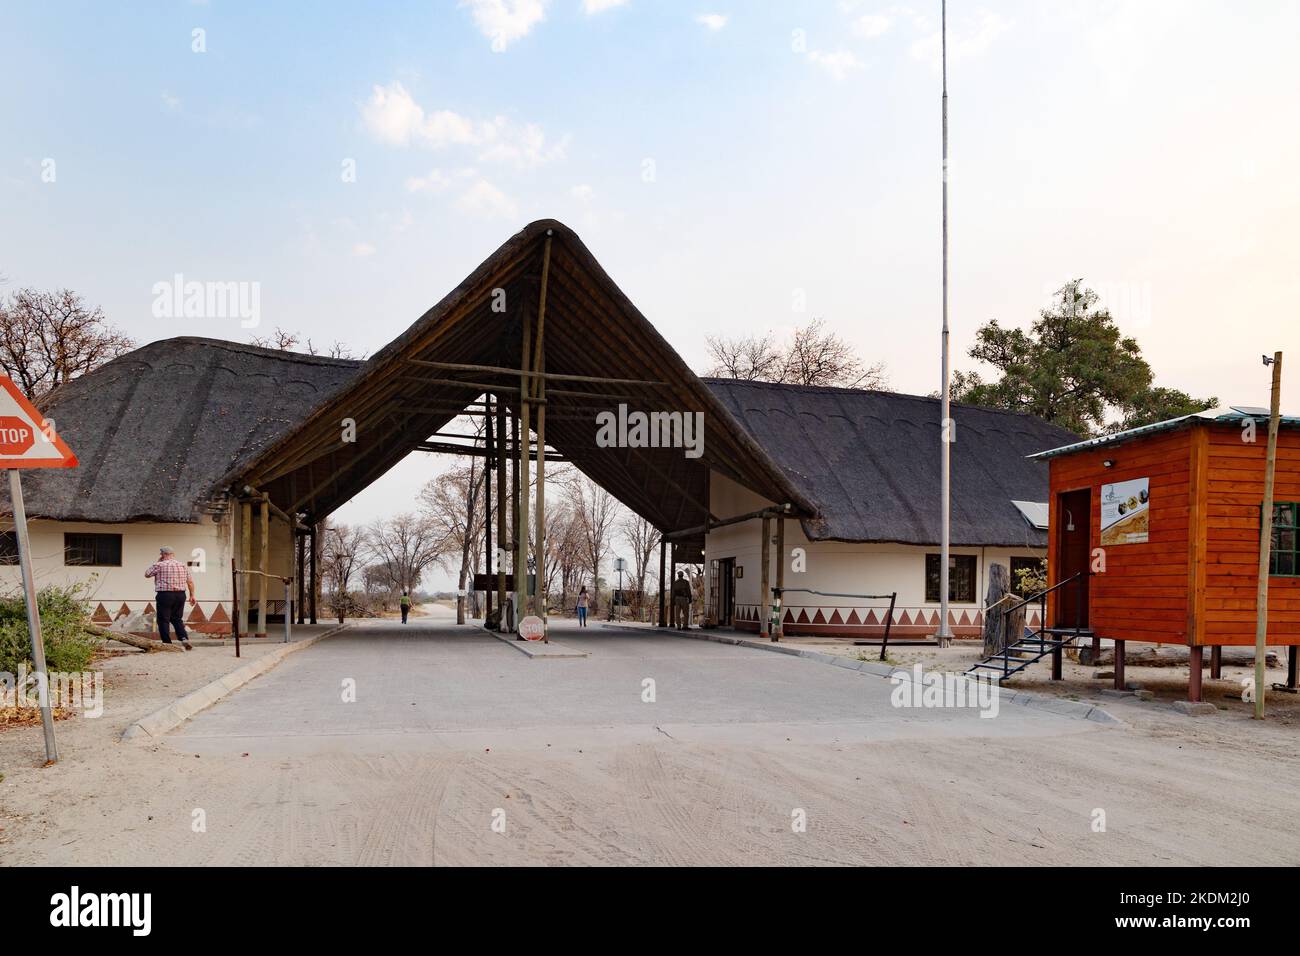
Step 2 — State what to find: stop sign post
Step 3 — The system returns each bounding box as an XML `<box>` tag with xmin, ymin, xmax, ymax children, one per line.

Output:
<box><xmin>1</xmin><ymin>375</ymin><xmax>78</xmax><ymax>765</ymax></box>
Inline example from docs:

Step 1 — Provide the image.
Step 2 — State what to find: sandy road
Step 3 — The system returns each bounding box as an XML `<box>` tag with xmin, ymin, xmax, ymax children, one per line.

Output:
<box><xmin>3</xmin><ymin>618</ymin><xmax>1299</xmax><ymax>866</ymax></box>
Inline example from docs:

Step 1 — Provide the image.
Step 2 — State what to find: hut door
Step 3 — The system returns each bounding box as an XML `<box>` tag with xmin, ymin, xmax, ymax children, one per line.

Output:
<box><xmin>1055</xmin><ymin>489</ymin><xmax>1091</xmax><ymax>628</ymax></box>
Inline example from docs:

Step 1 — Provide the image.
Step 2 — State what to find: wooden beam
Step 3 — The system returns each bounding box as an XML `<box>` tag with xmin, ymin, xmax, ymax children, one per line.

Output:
<box><xmin>256</xmin><ymin>497</ymin><xmax>269</xmax><ymax>638</ymax></box>
<box><xmin>406</xmin><ymin>358</ymin><xmax>669</xmax><ymax>388</ymax></box>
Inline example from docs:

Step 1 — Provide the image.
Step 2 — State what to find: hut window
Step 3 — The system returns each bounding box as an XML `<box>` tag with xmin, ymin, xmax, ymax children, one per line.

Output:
<box><xmin>1270</xmin><ymin>503</ymin><xmax>1298</xmax><ymax>576</ymax></box>
<box><xmin>0</xmin><ymin>531</ymin><xmax>18</xmax><ymax>565</ymax></box>
<box><xmin>64</xmin><ymin>533</ymin><xmax>123</xmax><ymax>567</ymax></box>
<box><xmin>925</xmin><ymin>554</ymin><xmax>976</xmax><ymax>603</ymax></box>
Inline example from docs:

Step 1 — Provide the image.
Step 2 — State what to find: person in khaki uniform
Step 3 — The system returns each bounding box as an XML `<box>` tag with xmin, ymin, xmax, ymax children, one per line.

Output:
<box><xmin>671</xmin><ymin>570</ymin><xmax>692</xmax><ymax>629</ymax></box>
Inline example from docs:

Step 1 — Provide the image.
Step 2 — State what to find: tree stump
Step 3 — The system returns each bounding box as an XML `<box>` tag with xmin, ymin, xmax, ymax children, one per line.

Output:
<box><xmin>982</xmin><ymin>563</ymin><xmax>1012</xmax><ymax>656</ymax></box>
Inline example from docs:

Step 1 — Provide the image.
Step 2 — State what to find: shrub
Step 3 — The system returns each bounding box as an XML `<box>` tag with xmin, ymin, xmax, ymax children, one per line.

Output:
<box><xmin>0</xmin><ymin>584</ymin><xmax>100</xmax><ymax>675</ymax></box>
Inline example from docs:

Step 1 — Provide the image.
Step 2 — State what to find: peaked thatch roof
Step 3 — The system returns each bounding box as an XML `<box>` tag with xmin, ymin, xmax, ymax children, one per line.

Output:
<box><xmin>705</xmin><ymin>379</ymin><xmax>1081</xmax><ymax>547</ymax></box>
<box><xmin>13</xmin><ymin>338</ymin><xmax>361</xmax><ymax>523</ymax></box>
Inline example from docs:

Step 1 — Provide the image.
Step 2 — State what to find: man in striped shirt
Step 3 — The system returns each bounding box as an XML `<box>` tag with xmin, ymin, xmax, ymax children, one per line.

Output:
<box><xmin>144</xmin><ymin>546</ymin><xmax>195</xmax><ymax>650</ymax></box>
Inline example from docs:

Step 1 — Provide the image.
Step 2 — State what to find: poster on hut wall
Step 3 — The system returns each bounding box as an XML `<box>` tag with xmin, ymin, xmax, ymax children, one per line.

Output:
<box><xmin>1099</xmin><ymin>477</ymin><xmax>1150</xmax><ymax>545</ymax></box>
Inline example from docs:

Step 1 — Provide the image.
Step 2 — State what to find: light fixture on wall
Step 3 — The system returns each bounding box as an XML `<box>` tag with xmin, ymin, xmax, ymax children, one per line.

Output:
<box><xmin>1065</xmin><ymin>509</ymin><xmax>1075</xmax><ymax>532</ymax></box>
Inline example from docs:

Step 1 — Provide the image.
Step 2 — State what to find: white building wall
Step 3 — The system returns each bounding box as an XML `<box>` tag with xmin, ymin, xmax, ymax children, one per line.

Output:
<box><xmin>1</xmin><ymin>507</ymin><xmax>297</xmax><ymax>632</ymax></box>
<box><xmin>702</xmin><ymin>472</ymin><xmax>1047</xmax><ymax>638</ymax></box>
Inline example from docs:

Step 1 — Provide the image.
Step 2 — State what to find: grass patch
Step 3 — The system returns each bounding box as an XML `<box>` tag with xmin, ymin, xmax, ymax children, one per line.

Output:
<box><xmin>0</xmin><ymin>584</ymin><xmax>101</xmax><ymax>675</ymax></box>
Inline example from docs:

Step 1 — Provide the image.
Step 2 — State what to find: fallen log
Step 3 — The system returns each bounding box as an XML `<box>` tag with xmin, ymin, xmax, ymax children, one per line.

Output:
<box><xmin>82</xmin><ymin>624</ymin><xmax>184</xmax><ymax>653</ymax></box>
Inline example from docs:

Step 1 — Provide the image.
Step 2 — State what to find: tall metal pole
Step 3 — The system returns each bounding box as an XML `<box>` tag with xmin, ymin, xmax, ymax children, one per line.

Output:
<box><xmin>9</xmin><ymin>470</ymin><xmax>57</xmax><ymax>764</ymax></box>
<box><xmin>1253</xmin><ymin>351</ymin><xmax>1283</xmax><ymax>719</ymax></box>
<box><xmin>937</xmin><ymin>0</ymin><xmax>954</xmax><ymax>646</ymax></box>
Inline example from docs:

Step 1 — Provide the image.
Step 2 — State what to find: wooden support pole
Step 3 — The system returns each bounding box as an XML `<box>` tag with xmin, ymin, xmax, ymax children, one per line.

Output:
<box><xmin>239</xmin><ymin>500</ymin><xmax>251</xmax><ymax>636</ymax></box>
<box><xmin>496</xmin><ymin>395</ymin><xmax>508</xmax><ymax>628</ymax></box>
<box><xmin>670</xmin><ymin>543</ymin><xmax>678</xmax><ymax>628</ymax></box>
<box><xmin>1253</xmin><ymin>350</ymin><xmax>1283</xmax><ymax>719</ymax></box>
<box><xmin>256</xmin><ymin>497</ymin><xmax>269</xmax><ymax>637</ymax></box>
<box><xmin>1189</xmin><ymin>645</ymin><xmax>1203</xmax><ymax>703</ymax></box>
<box><xmin>484</xmin><ymin>401</ymin><xmax>494</xmax><ymax>616</ymax></box>
<box><xmin>296</xmin><ymin>532</ymin><xmax>306</xmax><ymax>625</ymax></box>
<box><xmin>658</xmin><ymin>537</ymin><xmax>667</xmax><ymax>627</ymax></box>
<box><xmin>1114</xmin><ymin>639</ymin><xmax>1125</xmax><ymax>691</ymax></box>
<box><xmin>1210</xmin><ymin>645</ymin><xmax>1222</xmax><ymax>680</ymax></box>
<box><xmin>517</xmin><ymin>300</ymin><xmax>532</xmax><ymax>627</ymax></box>
<box><xmin>308</xmin><ymin>524</ymin><xmax>318</xmax><ymax>625</ymax></box>
<box><xmin>774</xmin><ymin>516</ymin><xmax>785</xmax><ymax>642</ymax></box>
<box><xmin>510</xmin><ymin>404</ymin><xmax>520</xmax><ymax>631</ymax></box>
<box><xmin>534</xmin><ymin>234</ymin><xmax>551</xmax><ymax>640</ymax></box>
<box><xmin>1288</xmin><ymin>646</ymin><xmax>1297</xmax><ymax>690</ymax></box>
<box><xmin>760</xmin><ymin>515</ymin><xmax>771</xmax><ymax>641</ymax></box>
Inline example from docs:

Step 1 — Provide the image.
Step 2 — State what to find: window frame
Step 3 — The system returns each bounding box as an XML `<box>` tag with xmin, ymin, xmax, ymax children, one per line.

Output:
<box><xmin>925</xmin><ymin>552</ymin><xmax>978</xmax><ymax>604</ymax></box>
<box><xmin>1268</xmin><ymin>501</ymin><xmax>1299</xmax><ymax>577</ymax></box>
<box><xmin>63</xmin><ymin>532</ymin><xmax>123</xmax><ymax>568</ymax></box>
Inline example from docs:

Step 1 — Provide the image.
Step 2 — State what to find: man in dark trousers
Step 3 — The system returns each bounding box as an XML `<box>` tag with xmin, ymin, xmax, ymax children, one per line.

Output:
<box><xmin>400</xmin><ymin>591</ymin><xmax>411</xmax><ymax>624</ymax></box>
<box><xmin>671</xmin><ymin>570</ymin><xmax>692</xmax><ymax>629</ymax></box>
<box><xmin>144</xmin><ymin>546</ymin><xmax>195</xmax><ymax>650</ymax></box>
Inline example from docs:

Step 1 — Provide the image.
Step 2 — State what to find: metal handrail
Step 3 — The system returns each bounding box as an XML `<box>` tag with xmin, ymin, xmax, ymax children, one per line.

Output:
<box><xmin>1002</xmin><ymin>571</ymin><xmax>1083</xmax><ymax>618</ymax></box>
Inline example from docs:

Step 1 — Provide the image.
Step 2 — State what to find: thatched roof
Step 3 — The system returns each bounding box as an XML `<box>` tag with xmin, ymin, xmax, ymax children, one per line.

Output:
<box><xmin>705</xmin><ymin>379</ymin><xmax>1080</xmax><ymax>547</ymax></box>
<box><xmin>14</xmin><ymin>338</ymin><xmax>360</xmax><ymax>522</ymax></box>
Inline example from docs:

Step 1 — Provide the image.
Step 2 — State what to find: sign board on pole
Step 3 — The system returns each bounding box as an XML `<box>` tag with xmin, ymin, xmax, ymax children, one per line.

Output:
<box><xmin>518</xmin><ymin>615</ymin><xmax>545</xmax><ymax>641</ymax></box>
<box><xmin>0</xmin><ymin>376</ymin><xmax>78</xmax><ymax>468</ymax></box>
<box><xmin>1</xmin><ymin>374</ymin><xmax>78</xmax><ymax>766</ymax></box>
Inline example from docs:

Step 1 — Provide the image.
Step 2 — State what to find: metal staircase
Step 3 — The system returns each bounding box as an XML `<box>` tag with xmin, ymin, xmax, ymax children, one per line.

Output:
<box><xmin>966</xmin><ymin>573</ymin><xmax>1090</xmax><ymax>681</ymax></box>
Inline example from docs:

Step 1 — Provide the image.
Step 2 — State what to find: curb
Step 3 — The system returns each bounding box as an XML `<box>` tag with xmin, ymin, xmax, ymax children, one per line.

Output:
<box><xmin>487</xmin><ymin>631</ymin><xmax>589</xmax><ymax>658</ymax></box>
<box><xmin>618</xmin><ymin>624</ymin><xmax>1120</xmax><ymax>726</ymax></box>
<box><xmin>121</xmin><ymin>624</ymin><xmax>350</xmax><ymax>743</ymax></box>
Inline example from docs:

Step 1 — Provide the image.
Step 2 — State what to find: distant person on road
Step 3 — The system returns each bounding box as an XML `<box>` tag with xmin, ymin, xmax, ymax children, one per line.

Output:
<box><xmin>671</xmin><ymin>571</ymin><xmax>692</xmax><ymax>629</ymax></box>
<box><xmin>144</xmin><ymin>546</ymin><xmax>195</xmax><ymax>650</ymax></box>
<box><xmin>576</xmin><ymin>587</ymin><xmax>589</xmax><ymax>627</ymax></box>
<box><xmin>400</xmin><ymin>591</ymin><xmax>411</xmax><ymax>624</ymax></box>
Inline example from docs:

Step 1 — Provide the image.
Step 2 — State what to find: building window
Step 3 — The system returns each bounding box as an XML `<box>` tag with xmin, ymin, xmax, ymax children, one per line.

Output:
<box><xmin>0</xmin><ymin>531</ymin><xmax>18</xmax><ymax>565</ymax></box>
<box><xmin>64</xmin><ymin>533</ymin><xmax>123</xmax><ymax>567</ymax></box>
<box><xmin>1010</xmin><ymin>556</ymin><xmax>1048</xmax><ymax>596</ymax></box>
<box><xmin>925</xmin><ymin>553</ymin><xmax>977</xmax><ymax>603</ymax></box>
<box><xmin>1270</xmin><ymin>502</ymin><xmax>1299</xmax><ymax>576</ymax></box>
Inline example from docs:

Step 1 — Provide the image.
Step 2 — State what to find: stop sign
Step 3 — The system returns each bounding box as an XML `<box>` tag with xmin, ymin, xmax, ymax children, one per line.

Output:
<box><xmin>0</xmin><ymin>416</ymin><xmax>34</xmax><ymax>456</ymax></box>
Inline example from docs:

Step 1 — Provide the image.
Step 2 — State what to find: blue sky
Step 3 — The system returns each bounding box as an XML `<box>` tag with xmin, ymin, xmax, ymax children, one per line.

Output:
<box><xmin>4</xmin><ymin>1</ymin><xmax>1299</xmax><ymax>548</ymax></box>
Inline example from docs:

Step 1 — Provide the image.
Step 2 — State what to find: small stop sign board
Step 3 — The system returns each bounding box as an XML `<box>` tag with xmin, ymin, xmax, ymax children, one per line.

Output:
<box><xmin>2</xmin><ymin>374</ymin><xmax>78</xmax><ymax>765</ymax></box>
<box><xmin>0</xmin><ymin>375</ymin><xmax>77</xmax><ymax>468</ymax></box>
<box><xmin>518</xmin><ymin>615</ymin><xmax>546</xmax><ymax>641</ymax></box>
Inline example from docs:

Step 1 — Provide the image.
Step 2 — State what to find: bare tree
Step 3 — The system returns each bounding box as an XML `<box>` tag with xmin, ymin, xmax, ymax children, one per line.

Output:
<box><xmin>568</xmin><ymin>473</ymin><xmax>621</xmax><ymax>614</ymax></box>
<box><xmin>320</xmin><ymin>522</ymin><xmax>366</xmax><ymax>621</ymax></box>
<box><xmin>781</xmin><ymin>318</ymin><xmax>886</xmax><ymax>389</ymax></box>
<box><xmin>250</xmin><ymin>326</ymin><xmax>357</xmax><ymax>359</ymax></box>
<box><xmin>704</xmin><ymin>319</ymin><xmax>886</xmax><ymax>390</ymax></box>
<box><xmin>704</xmin><ymin>331</ymin><xmax>784</xmax><ymax>381</ymax></box>
<box><xmin>0</xmin><ymin>288</ymin><xmax>134</xmax><ymax>400</ymax></box>
<box><xmin>421</xmin><ymin>453</ymin><xmax>486</xmax><ymax>625</ymax></box>
<box><xmin>620</xmin><ymin>513</ymin><xmax>661</xmax><ymax>614</ymax></box>
<box><xmin>365</xmin><ymin>513</ymin><xmax>446</xmax><ymax>598</ymax></box>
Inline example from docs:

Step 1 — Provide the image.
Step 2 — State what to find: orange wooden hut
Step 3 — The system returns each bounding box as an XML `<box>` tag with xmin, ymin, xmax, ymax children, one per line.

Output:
<box><xmin>1030</xmin><ymin>409</ymin><xmax>1300</xmax><ymax>702</ymax></box>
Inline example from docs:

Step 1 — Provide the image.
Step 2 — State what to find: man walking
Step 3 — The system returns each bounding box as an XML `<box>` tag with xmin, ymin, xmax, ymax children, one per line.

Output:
<box><xmin>145</xmin><ymin>546</ymin><xmax>195</xmax><ymax>650</ymax></box>
<box><xmin>671</xmin><ymin>570</ymin><xmax>692</xmax><ymax>630</ymax></box>
<box><xmin>400</xmin><ymin>591</ymin><xmax>411</xmax><ymax>624</ymax></box>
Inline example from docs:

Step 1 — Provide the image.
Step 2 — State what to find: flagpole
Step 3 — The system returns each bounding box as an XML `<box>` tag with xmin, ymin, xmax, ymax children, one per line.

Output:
<box><xmin>938</xmin><ymin>0</ymin><xmax>953</xmax><ymax>646</ymax></box>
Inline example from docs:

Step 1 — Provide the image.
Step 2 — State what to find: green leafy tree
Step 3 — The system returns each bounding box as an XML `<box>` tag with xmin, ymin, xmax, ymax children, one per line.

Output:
<box><xmin>951</xmin><ymin>280</ymin><xmax>1215</xmax><ymax>436</ymax></box>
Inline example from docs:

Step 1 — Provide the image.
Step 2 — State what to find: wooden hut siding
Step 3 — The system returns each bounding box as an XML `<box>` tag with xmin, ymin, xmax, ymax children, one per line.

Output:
<box><xmin>1201</xmin><ymin>425</ymin><xmax>1300</xmax><ymax>645</ymax></box>
<box><xmin>1046</xmin><ymin>427</ymin><xmax>1194</xmax><ymax>643</ymax></box>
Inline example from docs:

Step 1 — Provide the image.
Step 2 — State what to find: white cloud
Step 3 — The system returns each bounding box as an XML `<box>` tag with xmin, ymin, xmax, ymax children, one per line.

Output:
<box><xmin>363</xmin><ymin>82</ymin><xmax>567</xmax><ymax>168</ymax></box>
<box><xmin>911</xmin><ymin>9</ymin><xmax>1011</xmax><ymax>69</ymax></box>
<box><xmin>461</xmin><ymin>0</ymin><xmax>548</xmax><ymax>49</ymax></box>
<box><xmin>405</xmin><ymin>168</ymin><xmax>457</xmax><ymax>195</ymax></box>
<box><xmin>455</xmin><ymin>175</ymin><xmax>518</xmax><ymax>219</ymax></box>
<box><xmin>583</xmin><ymin>0</ymin><xmax>627</xmax><ymax>13</ymax></box>
<box><xmin>352</xmin><ymin>243</ymin><xmax>377</xmax><ymax>258</ymax></box>
<box><xmin>808</xmin><ymin>49</ymin><xmax>865</xmax><ymax>80</ymax></box>
<box><xmin>570</xmin><ymin>183</ymin><xmax>594</xmax><ymax>201</ymax></box>
<box><xmin>696</xmin><ymin>13</ymin><xmax>727</xmax><ymax>31</ymax></box>
<box><xmin>851</xmin><ymin>14</ymin><xmax>892</xmax><ymax>38</ymax></box>
<box><xmin>161</xmin><ymin>91</ymin><xmax>181</xmax><ymax>111</ymax></box>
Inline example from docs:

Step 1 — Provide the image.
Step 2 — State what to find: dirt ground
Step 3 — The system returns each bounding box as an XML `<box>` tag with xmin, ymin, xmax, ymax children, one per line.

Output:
<box><xmin>2</xmin><ymin>625</ymin><xmax>1298</xmax><ymax>866</ymax></box>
